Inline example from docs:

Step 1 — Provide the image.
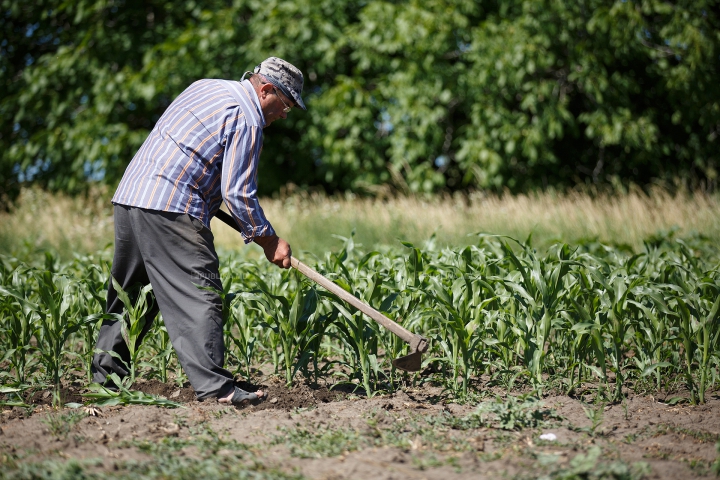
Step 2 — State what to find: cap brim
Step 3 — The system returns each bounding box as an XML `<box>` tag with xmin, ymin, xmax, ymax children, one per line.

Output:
<box><xmin>292</xmin><ymin>94</ymin><xmax>307</xmax><ymax>111</ymax></box>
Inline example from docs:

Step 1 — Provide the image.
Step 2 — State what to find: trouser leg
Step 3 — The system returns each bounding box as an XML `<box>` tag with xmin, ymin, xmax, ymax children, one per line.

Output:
<box><xmin>91</xmin><ymin>205</ymin><xmax>159</xmax><ymax>385</ymax></box>
<box><xmin>127</xmin><ymin>207</ymin><xmax>234</xmax><ymax>400</ymax></box>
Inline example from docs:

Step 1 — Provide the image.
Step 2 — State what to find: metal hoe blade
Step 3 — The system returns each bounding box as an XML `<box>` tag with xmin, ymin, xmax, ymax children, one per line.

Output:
<box><xmin>392</xmin><ymin>335</ymin><xmax>429</xmax><ymax>372</ymax></box>
<box><xmin>392</xmin><ymin>351</ymin><xmax>423</xmax><ymax>372</ymax></box>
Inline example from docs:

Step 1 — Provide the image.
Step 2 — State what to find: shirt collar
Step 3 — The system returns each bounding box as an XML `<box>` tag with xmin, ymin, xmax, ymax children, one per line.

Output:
<box><xmin>241</xmin><ymin>79</ymin><xmax>266</xmax><ymax>128</ymax></box>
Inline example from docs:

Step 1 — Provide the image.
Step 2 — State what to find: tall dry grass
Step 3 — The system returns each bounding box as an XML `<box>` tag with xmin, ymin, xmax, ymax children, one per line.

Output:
<box><xmin>0</xmin><ymin>188</ymin><xmax>115</xmax><ymax>259</ymax></box>
<box><xmin>226</xmin><ymin>188</ymin><xmax>720</xmax><ymax>254</ymax></box>
<box><xmin>2</xmin><ymin>187</ymin><xmax>719</xmax><ymax>259</ymax></box>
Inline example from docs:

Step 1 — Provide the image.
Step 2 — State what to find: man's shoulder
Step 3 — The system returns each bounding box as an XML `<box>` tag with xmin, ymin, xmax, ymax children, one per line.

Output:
<box><xmin>171</xmin><ymin>79</ymin><xmax>262</xmax><ymax>129</ymax></box>
<box><xmin>208</xmin><ymin>79</ymin><xmax>264</xmax><ymax>128</ymax></box>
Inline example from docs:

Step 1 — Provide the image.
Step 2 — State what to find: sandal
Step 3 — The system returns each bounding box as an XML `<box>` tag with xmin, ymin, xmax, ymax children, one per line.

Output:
<box><xmin>223</xmin><ymin>387</ymin><xmax>265</xmax><ymax>408</ymax></box>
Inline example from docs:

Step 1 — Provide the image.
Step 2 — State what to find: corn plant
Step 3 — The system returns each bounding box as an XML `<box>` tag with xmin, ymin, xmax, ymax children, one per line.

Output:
<box><xmin>224</xmin><ymin>300</ymin><xmax>260</xmax><ymax>380</ymax></box>
<box><xmin>4</xmin><ymin>229</ymin><xmax>720</xmax><ymax>407</ymax></box>
<box><xmin>427</xmin><ymin>275</ymin><xmax>480</xmax><ymax>398</ymax></box>
<box><xmin>33</xmin><ymin>271</ymin><xmax>96</xmax><ymax>405</ymax></box>
<box><xmin>247</xmin><ymin>272</ymin><xmax>322</xmax><ymax>386</ymax></box>
<box><xmin>110</xmin><ymin>277</ymin><xmax>154</xmax><ymax>387</ymax></box>
<box><xmin>73</xmin><ymin>260</ymin><xmax>108</xmax><ymax>382</ymax></box>
<box><xmin>332</xmin><ymin>301</ymin><xmax>382</xmax><ymax>395</ymax></box>
<box><xmin>0</xmin><ymin>267</ymin><xmax>40</xmax><ymax>385</ymax></box>
<box><xmin>143</xmin><ymin>323</ymin><xmax>174</xmax><ymax>383</ymax></box>
<box><xmin>320</xmin><ymin>244</ymin><xmax>387</xmax><ymax>396</ymax></box>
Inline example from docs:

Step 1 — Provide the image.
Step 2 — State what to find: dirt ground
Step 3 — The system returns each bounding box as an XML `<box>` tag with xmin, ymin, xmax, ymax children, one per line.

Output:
<box><xmin>1</xmin><ymin>377</ymin><xmax>719</xmax><ymax>479</ymax></box>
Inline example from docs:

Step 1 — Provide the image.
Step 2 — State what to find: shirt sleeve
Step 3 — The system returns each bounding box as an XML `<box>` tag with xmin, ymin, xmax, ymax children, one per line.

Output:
<box><xmin>220</xmin><ymin>123</ymin><xmax>276</xmax><ymax>244</ymax></box>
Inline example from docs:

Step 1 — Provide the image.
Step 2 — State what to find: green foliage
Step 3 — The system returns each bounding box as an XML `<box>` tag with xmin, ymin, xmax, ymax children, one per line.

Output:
<box><xmin>272</xmin><ymin>424</ymin><xmax>362</xmax><ymax>458</ymax></box>
<box><xmin>0</xmin><ymin>266</ymin><xmax>39</xmax><ymax>384</ymax></box>
<box><xmin>2</xmin><ymin>232</ymin><xmax>720</xmax><ymax>403</ymax></box>
<box><xmin>111</xmin><ymin>277</ymin><xmax>154</xmax><ymax>386</ymax></box>
<box><xmin>246</xmin><ymin>273</ymin><xmax>324</xmax><ymax>386</ymax></box>
<box><xmin>524</xmin><ymin>446</ymin><xmax>650</xmax><ymax>480</ymax></box>
<box><xmin>0</xmin><ymin>264</ymin><xmax>100</xmax><ymax>404</ymax></box>
<box><xmin>1</xmin><ymin>425</ymin><xmax>304</xmax><ymax>480</ymax></box>
<box><xmin>468</xmin><ymin>395</ymin><xmax>562</xmax><ymax>431</ymax></box>
<box><xmin>570</xmin><ymin>403</ymin><xmax>606</xmax><ymax>437</ymax></box>
<box><xmin>3</xmin><ymin>1</ymin><xmax>719</xmax><ymax>205</ymax></box>
<box><xmin>41</xmin><ymin>409</ymin><xmax>87</xmax><ymax>440</ymax></box>
<box><xmin>82</xmin><ymin>373</ymin><xmax>181</xmax><ymax>408</ymax></box>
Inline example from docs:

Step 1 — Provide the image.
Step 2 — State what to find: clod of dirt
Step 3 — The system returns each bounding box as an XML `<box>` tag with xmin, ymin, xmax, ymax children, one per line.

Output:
<box><xmin>251</xmin><ymin>378</ymin><xmax>349</xmax><ymax>411</ymax></box>
<box><xmin>133</xmin><ymin>379</ymin><xmax>196</xmax><ymax>403</ymax></box>
<box><xmin>23</xmin><ymin>385</ymin><xmax>84</xmax><ymax>406</ymax></box>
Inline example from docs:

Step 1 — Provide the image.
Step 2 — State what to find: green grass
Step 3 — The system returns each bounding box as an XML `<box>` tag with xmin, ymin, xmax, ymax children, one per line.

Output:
<box><xmin>1</xmin><ymin>406</ymin><xmax>654</xmax><ymax>480</ymax></box>
<box><xmin>1</xmin><ymin>424</ymin><xmax>305</xmax><ymax>480</ymax></box>
<box><xmin>40</xmin><ymin>410</ymin><xmax>87</xmax><ymax>440</ymax></box>
<box><xmin>271</xmin><ymin>424</ymin><xmax>362</xmax><ymax>458</ymax></box>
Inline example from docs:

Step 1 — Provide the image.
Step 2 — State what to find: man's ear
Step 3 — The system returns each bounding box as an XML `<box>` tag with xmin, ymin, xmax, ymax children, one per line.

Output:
<box><xmin>258</xmin><ymin>82</ymin><xmax>274</xmax><ymax>98</ymax></box>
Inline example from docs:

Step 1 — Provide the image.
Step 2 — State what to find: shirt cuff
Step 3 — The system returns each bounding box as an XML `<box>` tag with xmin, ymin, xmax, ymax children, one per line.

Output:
<box><xmin>241</xmin><ymin>223</ymin><xmax>277</xmax><ymax>244</ymax></box>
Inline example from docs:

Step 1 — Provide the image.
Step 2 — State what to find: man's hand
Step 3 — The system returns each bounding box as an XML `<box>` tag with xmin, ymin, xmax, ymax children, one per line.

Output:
<box><xmin>253</xmin><ymin>235</ymin><xmax>292</xmax><ymax>269</ymax></box>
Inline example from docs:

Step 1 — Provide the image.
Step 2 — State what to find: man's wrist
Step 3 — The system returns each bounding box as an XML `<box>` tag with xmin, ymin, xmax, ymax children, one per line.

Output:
<box><xmin>253</xmin><ymin>234</ymin><xmax>278</xmax><ymax>248</ymax></box>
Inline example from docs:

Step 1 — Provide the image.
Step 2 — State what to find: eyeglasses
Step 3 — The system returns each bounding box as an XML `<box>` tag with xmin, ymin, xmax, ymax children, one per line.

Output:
<box><xmin>272</xmin><ymin>86</ymin><xmax>292</xmax><ymax>113</ymax></box>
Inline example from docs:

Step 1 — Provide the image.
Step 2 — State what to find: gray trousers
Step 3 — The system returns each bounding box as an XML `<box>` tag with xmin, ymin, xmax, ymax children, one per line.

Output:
<box><xmin>91</xmin><ymin>205</ymin><xmax>235</xmax><ymax>400</ymax></box>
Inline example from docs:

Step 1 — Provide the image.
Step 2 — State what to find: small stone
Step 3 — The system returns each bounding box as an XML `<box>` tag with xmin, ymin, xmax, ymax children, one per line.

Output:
<box><xmin>170</xmin><ymin>389</ymin><xmax>181</xmax><ymax>398</ymax></box>
<box><xmin>270</xmin><ymin>397</ymin><xmax>278</xmax><ymax>404</ymax></box>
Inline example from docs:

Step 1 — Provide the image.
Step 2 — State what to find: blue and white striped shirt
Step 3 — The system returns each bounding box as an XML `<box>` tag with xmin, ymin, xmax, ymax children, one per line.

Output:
<box><xmin>112</xmin><ymin>79</ymin><xmax>275</xmax><ymax>243</ymax></box>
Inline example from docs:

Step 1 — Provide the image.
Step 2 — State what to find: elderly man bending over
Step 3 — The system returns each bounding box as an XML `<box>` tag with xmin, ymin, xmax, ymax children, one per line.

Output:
<box><xmin>91</xmin><ymin>57</ymin><xmax>306</xmax><ymax>407</ymax></box>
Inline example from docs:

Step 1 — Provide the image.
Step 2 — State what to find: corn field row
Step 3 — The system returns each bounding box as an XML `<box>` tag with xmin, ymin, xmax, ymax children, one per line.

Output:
<box><xmin>1</xmin><ymin>233</ymin><xmax>720</xmax><ymax>405</ymax></box>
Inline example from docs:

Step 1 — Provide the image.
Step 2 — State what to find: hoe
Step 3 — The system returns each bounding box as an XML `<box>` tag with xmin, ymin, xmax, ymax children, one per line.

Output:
<box><xmin>215</xmin><ymin>210</ymin><xmax>429</xmax><ymax>371</ymax></box>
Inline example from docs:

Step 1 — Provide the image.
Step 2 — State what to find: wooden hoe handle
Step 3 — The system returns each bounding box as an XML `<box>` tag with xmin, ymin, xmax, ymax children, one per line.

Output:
<box><xmin>290</xmin><ymin>257</ymin><xmax>426</xmax><ymax>351</ymax></box>
<box><xmin>214</xmin><ymin>209</ymin><xmax>427</xmax><ymax>353</ymax></box>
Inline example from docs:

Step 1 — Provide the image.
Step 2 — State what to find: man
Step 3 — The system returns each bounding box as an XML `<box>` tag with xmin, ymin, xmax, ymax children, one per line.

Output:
<box><xmin>91</xmin><ymin>57</ymin><xmax>306</xmax><ymax>407</ymax></box>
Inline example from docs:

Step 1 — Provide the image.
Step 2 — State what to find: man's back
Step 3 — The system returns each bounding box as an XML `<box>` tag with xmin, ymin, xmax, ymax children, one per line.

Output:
<box><xmin>112</xmin><ymin>78</ymin><xmax>266</xmax><ymax>231</ymax></box>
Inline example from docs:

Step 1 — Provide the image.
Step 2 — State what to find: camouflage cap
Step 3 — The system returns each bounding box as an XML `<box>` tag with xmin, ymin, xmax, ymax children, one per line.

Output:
<box><xmin>251</xmin><ymin>57</ymin><xmax>306</xmax><ymax>111</ymax></box>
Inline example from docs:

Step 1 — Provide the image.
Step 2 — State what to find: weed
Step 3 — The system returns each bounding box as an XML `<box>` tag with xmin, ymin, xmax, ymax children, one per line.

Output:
<box><xmin>713</xmin><ymin>441</ymin><xmax>720</xmax><ymax>476</ymax></box>
<box><xmin>41</xmin><ymin>410</ymin><xmax>87</xmax><ymax>440</ymax></box>
<box><xmin>9</xmin><ymin>423</ymin><xmax>302</xmax><ymax>480</ymax></box>
<box><xmin>650</xmin><ymin>423</ymin><xmax>720</xmax><ymax>443</ymax></box>
<box><xmin>271</xmin><ymin>424</ymin><xmax>361</xmax><ymax>458</ymax></box>
<box><xmin>580</xmin><ymin>404</ymin><xmax>605</xmax><ymax>436</ymax></box>
<box><xmin>467</xmin><ymin>395</ymin><xmax>563</xmax><ymax>431</ymax></box>
<box><xmin>411</xmin><ymin>453</ymin><xmax>444</xmax><ymax>470</ymax></box>
<box><xmin>686</xmin><ymin>457</ymin><xmax>712</xmax><ymax>476</ymax></box>
<box><xmin>516</xmin><ymin>446</ymin><xmax>650</xmax><ymax>480</ymax></box>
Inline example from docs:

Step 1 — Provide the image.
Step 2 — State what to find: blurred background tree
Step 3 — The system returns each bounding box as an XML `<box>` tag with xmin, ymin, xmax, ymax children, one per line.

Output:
<box><xmin>1</xmin><ymin>0</ymin><xmax>718</xmax><ymax>206</ymax></box>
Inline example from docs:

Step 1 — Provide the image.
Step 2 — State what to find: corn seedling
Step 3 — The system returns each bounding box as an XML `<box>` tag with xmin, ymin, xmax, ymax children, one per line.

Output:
<box><xmin>2</xmin><ymin>229</ymin><xmax>720</xmax><ymax>407</ymax></box>
<box><xmin>249</xmin><ymin>278</ymin><xmax>322</xmax><ymax>386</ymax></box>
<box><xmin>110</xmin><ymin>277</ymin><xmax>155</xmax><ymax>387</ymax></box>
<box><xmin>0</xmin><ymin>267</ymin><xmax>40</xmax><ymax>385</ymax></box>
<box><xmin>34</xmin><ymin>271</ymin><xmax>96</xmax><ymax>405</ymax></box>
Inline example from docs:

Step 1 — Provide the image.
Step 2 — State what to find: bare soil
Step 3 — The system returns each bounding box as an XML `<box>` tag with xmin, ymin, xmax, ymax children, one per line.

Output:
<box><xmin>1</xmin><ymin>377</ymin><xmax>719</xmax><ymax>479</ymax></box>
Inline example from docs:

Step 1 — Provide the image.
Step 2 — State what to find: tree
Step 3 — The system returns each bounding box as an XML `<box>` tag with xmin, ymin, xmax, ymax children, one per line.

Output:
<box><xmin>2</xmin><ymin>0</ymin><xmax>719</xmax><ymax>206</ymax></box>
<box><xmin>457</xmin><ymin>0</ymin><xmax>720</xmax><ymax>191</ymax></box>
